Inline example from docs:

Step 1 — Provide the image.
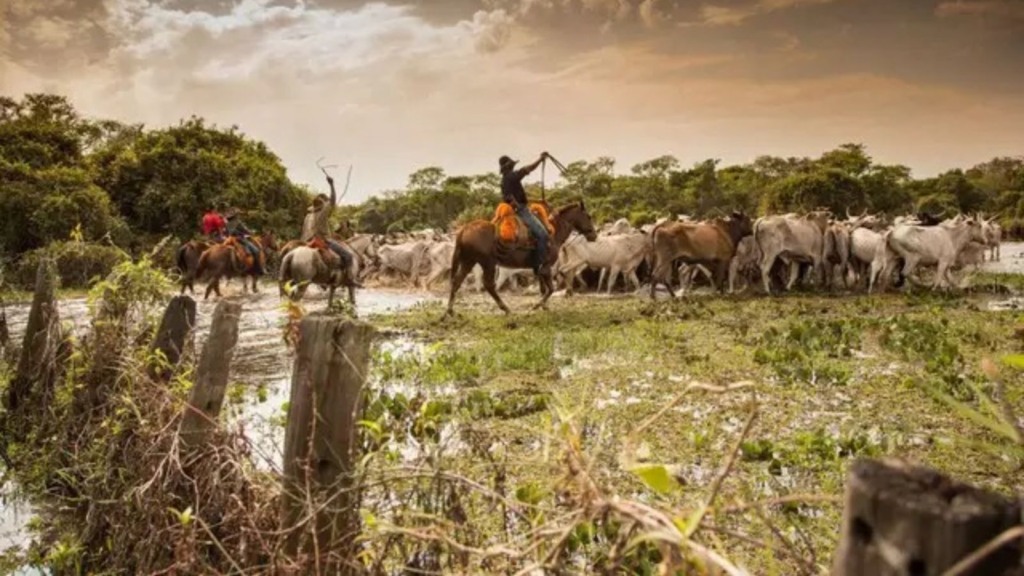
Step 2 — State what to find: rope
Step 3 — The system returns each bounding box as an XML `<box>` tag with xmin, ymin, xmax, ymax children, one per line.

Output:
<box><xmin>540</xmin><ymin>157</ymin><xmax>546</xmax><ymax>204</ymax></box>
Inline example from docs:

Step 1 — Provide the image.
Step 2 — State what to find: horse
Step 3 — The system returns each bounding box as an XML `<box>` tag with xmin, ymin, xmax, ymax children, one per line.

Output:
<box><xmin>176</xmin><ymin>239</ymin><xmax>212</xmax><ymax>294</ymax></box>
<box><xmin>444</xmin><ymin>200</ymin><xmax>598</xmax><ymax>317</ymax></box>
<box><xmin>278</xmin><ymin>237</ymin><xmax>360</xmax><ymax>308</ymax></box>
<box><xmin>196</xmin><ymin>232</ymin><xmax>278</xmax><ymax>300</ymax></box>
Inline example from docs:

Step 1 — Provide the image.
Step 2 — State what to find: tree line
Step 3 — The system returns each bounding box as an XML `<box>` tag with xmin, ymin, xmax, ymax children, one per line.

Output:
<box><xmin>2</xmin><ymin>92</ymin><xmax>1022</xmax><ymax>267</ymax></box>
<box><xmin>342</xmin><ymin>148</ymin><xmax>1024</xmax><ymax>237</ymax></box>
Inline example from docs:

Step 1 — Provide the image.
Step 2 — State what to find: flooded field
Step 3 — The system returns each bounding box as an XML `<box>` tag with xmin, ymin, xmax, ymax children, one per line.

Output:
<box><xmin>1</xmin><ymin>284</ymin><xmax>438</xmax><ymax>559</ymax></box>
<box><xmin>1</xmin><ymin>244</ymin><xmax>1022</xmax><ymax>573</ymax></box>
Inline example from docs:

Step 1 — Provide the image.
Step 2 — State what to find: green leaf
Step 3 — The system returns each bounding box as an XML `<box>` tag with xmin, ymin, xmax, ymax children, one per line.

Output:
<box><xmin>1002</xmin><ymin>354</ymin><xmax>1024</xmax><ymax>370</ymax></box>
<box><xmin>630</xmin><ymin>464</ymin><xmax>676</xmax><ymax>494</ymax></box>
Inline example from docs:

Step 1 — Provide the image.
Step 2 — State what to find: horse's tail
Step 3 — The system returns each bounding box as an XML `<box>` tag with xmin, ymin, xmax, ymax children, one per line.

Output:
<box><xmin>279</xmin><ymin>250</ymin><xmax>294</xmax><ymax>283</ymax></box>
<box><xmin>449</xmin><ymin>234</ymin><xmax>463</xmax><ymax>283</ymax></box>
<box><xmin>176</xmin><ymin>243</ymin><xmax>189</xmax><ymax>274</ymax></box>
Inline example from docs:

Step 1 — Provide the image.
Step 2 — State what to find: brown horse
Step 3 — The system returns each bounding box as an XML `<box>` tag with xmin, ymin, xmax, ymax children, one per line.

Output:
<box><xmin>176</xmin><ymin>239</ymin><xmax>212</xmax><ymax>294</ymax></box>
<box><xmin>196</xmin><ymin>232</ymin><xmax>278</xmax><ymax>300</ymax></box>
<box><xmin>445</xmin><ymin>200</ymin><xmax>598</xmax><ymax>316</ymax></box>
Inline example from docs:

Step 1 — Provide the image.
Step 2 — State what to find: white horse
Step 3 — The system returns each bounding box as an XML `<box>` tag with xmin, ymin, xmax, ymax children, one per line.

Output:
<box><xmin>278</xmin><ymin>244</ymin><xmax>360</xmax><ymax>307</ymax></box>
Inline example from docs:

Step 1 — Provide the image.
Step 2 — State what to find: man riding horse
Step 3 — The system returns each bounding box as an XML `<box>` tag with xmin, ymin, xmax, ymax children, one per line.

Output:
<box><xmin>301</xmin><ymin>173</ymin><xmax>362</xmax><ymax>288</ymax></box>
<box><xmin>500</xmin><ymin>152</ymin><xmax>550</xmax><ymax>272</ymax></box>
<box><xmin>225</xmin><ymin>208</ymin><xmax>264</xmax><ymax>276</ymax></box>
<box><xmin>201</xmin><ymin>203</ymin><xmax>227</xmax><ymax>243</ymax></box>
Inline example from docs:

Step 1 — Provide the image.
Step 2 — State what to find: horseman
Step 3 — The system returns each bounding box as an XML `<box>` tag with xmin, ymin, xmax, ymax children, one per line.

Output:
<box><xmin>225</xmin><ymin>208</ymin><xmax>264</xmax><ymax>276</ymax></box>
<box><xmin>201</xmin><ymin>203</ymin><xmax>227</xmax><ymax>242</ymax></box>
<box><xmin>500</xmin><ymin>152</ymin><xmax>550</xmax><ymax>272</ymax></box>
<box><xmin>301</xmin><ymin>173</ymin><xmax>362</xmax><ymax>287</ymax></box>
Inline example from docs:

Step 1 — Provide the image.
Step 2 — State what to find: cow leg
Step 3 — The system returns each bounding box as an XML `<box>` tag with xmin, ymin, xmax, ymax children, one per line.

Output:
<box><xmin>252</xmin><ymin>274</ymin><xmax>259</xmax><ymax>294</ymax></box>
<box><xmin>900</xmin><ymin>257</ymin><xmax>921</xmax><ymax>289</ymax></box>
<box><xmin>606</xmin><ymin>266</ymin><xmax>621</xmax><ymax>295</ymax></box>
<box><xmin>348</xmin><ymin>284</ymin><xmax>357</xmax><ymax>306</ymax></box>
<box><xmin>759</xmin><ymin>252</ymin><xmax>777</xmax><ymax>295</ymax></box>
<box><xmin>327</xmin><ymin>285</ymin><xmax>336</xmax><ymax>307</ymax></box>
<box><xmin>622</xmin><ymin>266</ymin><xmax>638</xmax><ymax>289</ymax></box>
<box><xmin>784</xmin><ymin>260</ymin><xmax>800</xmax><ymax>291</ymax></box>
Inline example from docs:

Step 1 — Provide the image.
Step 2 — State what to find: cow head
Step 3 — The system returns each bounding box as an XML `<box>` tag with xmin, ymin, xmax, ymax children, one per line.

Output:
<box><xmin>805</xmin><ymin>209</ymin><xmax>831</xmax><ymax>233</ymax></box>
<box><xmin>718</xmin><ymin>211</ymin><xmax>754</xmax><ymax>246</ymax></box>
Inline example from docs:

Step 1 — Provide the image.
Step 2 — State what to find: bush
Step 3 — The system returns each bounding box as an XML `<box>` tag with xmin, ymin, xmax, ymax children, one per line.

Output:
<box><xmin>11</xmin><ymin>241</ymin><xmax>129</xmax><ymax>290</ymax></box>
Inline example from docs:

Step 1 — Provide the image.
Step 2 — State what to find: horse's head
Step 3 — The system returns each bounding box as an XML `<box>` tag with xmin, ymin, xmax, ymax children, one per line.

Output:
<box><xmin>259</xmin><ymin>231</ymin><xmax>278</xmax><ymax>253</ymax></box>
<box><xmin>555</xmin><ymin>200</ymin><xmax>598</xmax><ymax>242</ymax></box>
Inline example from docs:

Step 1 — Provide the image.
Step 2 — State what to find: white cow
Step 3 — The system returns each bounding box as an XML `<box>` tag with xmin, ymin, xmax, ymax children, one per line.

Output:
<box><xmin>981</xmin><ymin>217</ymin><xmax>1002</xmax><ymax>261</ymax></box>
<box><xmin>728</xmin><ymin>236</ymin><xmax>762</xmax><ymax>294</ymax></box>
<box><xmin>754</xmin><ymin>211</ymin><xmax>831</xmax><ymax>294</ymax></box>
<box><xmin>376</xmin><ymin>241</ymin><xmax>431</xmax><ymax>288</ymax></box>
<box><xmin>558</xmin><ymin>231</ymin><xmax>652</xmax><ymax>295</ymax></box>
<box><xmin>869</xmin><ymin>218</ymin><xmax>986</xmax><ymax>292</ymax></box>
<box><xmin>420</xmin><ymin>240</ymin><xmax>455</xmax><ymax>289</ymax></box>
<box><xmin>600</xmin><ymin>218</ymin><xmax>634</xmax><ymax>236</ymax></box>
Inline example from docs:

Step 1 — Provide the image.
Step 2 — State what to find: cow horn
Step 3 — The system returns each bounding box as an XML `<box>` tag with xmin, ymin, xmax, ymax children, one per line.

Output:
<box><xmin>846</xmin><ymin>206</ymin><xmax>853</xmax><ymax>220</ymax></box>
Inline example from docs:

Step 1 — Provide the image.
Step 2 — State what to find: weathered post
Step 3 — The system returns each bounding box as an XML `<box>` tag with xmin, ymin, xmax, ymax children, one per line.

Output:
<box><xmin>179</xmin><ymin>300</ymin><xmax>242</xmax><ymax>448</ymax></box>
<box><xmin>833</xmin><ymin>457</ymin><xmax>1022</xmax><ymax>576</ymax></box>
<box><xmin>280</xmin><ymin>313</ymin><xmax>374</xmax><ymax>573</ymax></box>
<box><xmin>5</xmin><ymin>259</ymin><xmax>60</xmax><ymax>413</ymax></box>
<box><xmin>149</xmin><ymin>295</ymin><xmax>196</xmax><ymax>382</ymax></box>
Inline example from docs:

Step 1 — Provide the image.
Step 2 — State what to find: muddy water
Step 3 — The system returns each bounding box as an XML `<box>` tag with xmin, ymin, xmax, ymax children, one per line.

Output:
<box><xmin>1</xmin><ymin>283</ymin><xmax>438</xmax><ymax>559</ymax></box>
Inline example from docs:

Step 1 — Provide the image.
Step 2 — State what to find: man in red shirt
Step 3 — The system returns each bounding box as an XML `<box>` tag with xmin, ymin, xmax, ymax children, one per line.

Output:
<box><xmin>201</xmin><ymin>204</ymin><xmax>226</xmax><ymax>242</ymax></box>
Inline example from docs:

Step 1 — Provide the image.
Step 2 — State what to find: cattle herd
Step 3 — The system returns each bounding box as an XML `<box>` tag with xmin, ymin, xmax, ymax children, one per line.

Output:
<box><xmin>333</xmin><ymin>209</ymin><xmax>1004</xmax><ymax>299</ymax></box>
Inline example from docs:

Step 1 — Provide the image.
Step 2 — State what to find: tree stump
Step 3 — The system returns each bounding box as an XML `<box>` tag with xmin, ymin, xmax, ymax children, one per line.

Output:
<box><xmin>148</xmin><ymin>295</ymin><xmax>196</xmax><ymax>382</ymax></box>
<box><xmin>179</xmin><ymin>300</ymin><xmax>241</xmax><ymax>448</ymax></box>
<box><xmin>833</xmin><ymin>457</ymin><xmax>1023</xmax><ymax>576</ymax></box>
<box><xmin>5</xmin><ymin>259</ymin><xmax>60</xmax><ymax>413</ymax></box>
<box><xmin>280</xmin><ymin>313</ymin><xmax>374</xmax><ymax>573</ymax></box>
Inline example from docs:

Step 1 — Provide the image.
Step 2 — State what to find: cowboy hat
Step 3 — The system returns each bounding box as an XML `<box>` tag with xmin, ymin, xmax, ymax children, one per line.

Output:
<box><xmin>498</xmin><ymin>155</ymin><xmax>517</xmax><ymax>171</ymax></box>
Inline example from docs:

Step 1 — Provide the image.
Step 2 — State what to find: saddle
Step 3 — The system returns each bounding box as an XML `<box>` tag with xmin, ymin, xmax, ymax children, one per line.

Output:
<box><xmin>223</xmin><ymin>236</ymin><xmax>264</xmax><ymax>272</ymax></box>
<box><xmin>306</xmin><ymin>236</ymin><xmax>343</xmax><ymax>268</ymax></box>
<box><xmin>492</xmin><ymin>202</ymin><xmax>555</xmax><ymax>247</ymax></box>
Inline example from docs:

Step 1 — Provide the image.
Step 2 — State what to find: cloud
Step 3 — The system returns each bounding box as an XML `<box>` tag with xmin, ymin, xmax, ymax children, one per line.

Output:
<box><xmin>935</xmin><ymin>0</ymin><xmax>1024</xmax><ymax>19</ymax></box>
<box><xmin>461</xmin><ymin>8</ymin><xmax>516</xmax><ymax>52</ymax></box>
<box><xmin>691</xmin><ymin>0</ymin><xmax>834</xmax><ymax>26</ymax></box>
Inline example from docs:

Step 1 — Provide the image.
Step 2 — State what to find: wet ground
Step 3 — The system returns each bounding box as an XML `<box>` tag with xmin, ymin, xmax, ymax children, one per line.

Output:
<box><xmin>1</xmin><ymin>242</ymin><xmax>1020</xmax><ymax>564</ymax></box>
<box><xmin>1</xmin><ymin>284</ymin><xmax>439</xmax><ymax>559</ymax></box>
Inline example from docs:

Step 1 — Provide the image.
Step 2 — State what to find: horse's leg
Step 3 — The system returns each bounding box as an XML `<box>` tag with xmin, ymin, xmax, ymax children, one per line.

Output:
<box><xmin>348</xmin><ymin>284</ymin><xmax>356</xmax><ymax>307</ymax></box>
<box><xmin>532</xmin><ymin>269</ymin><xmax>556</xmax><ymax>311</ymax></box>
<box><xmin>445</xmin><ymin>261</ymin><xmax>474</xmax><ymax>317</ymax></box>
<box><xmin>252</xmin><ymin>274</ymin><xmax>259</xmax><ymax>294</ymax></box>
<box><xmin>481</xmin><ymin>264</ymin><xmax>512</xmax><ymax>315</ymax></box>
<box><xmin>204</xmin><ymin>277</ymin><xmax>214</xmax><ymax>301</ymax></box>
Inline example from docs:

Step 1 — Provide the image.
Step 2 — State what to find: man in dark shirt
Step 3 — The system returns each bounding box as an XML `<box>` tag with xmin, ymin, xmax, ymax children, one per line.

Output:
<box><xmin>500</xmin><ymin>152</ymin><xmax>549</xmax><ymax>272</ymax></box>
<box><xmin>225</xmin><ymin>209</ymin><xmax>263</xmax><ymax>276</ymax></box>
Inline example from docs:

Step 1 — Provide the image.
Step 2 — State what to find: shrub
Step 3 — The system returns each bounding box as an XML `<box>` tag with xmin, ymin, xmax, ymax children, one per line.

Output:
<box><xmin>11</xmin><ymin>241</ymin><xmax>129</xmax><ymax>290</ymax></box>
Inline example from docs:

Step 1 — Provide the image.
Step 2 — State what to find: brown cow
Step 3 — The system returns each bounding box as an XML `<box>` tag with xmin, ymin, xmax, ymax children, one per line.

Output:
<box><xmin>649</xmin><ymin>211</ymin><xmax>754</xmax><ymax>299</ymax></box>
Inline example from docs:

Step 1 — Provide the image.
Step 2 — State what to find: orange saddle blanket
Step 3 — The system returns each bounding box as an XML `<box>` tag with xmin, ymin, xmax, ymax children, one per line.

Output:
<box><xmin>492</xmin><ymin>202</ymin><xmax>555</xmax><ymax>245</ymax></box>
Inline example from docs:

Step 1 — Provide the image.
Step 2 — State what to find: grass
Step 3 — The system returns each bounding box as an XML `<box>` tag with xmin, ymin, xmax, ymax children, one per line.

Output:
<box><xmin>363</xmin><ymin>289</ymin><xmax>1024</xmax><ymax>573</ymax></box>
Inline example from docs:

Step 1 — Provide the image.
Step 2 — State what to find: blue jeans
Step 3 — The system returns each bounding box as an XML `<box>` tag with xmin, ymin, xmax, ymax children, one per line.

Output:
<box><xmin>326</xmin><ymin>239</ymin><xmax>353</xmax><ymax>269</ymax></box>
<box><xmin>516</xmin><ymin>205</ymin><xmax>549</xmax><ymax>269</ymax></box>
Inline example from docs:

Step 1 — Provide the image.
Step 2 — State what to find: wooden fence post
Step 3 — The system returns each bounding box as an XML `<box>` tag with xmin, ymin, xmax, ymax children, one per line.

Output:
<box><xmin>833</xmin><ymin>457</ymin><xmax>1023</xmax><ymax>576</ymax></box>
<box><xmin>280</xmin><ymin>313</ymin><xmax>374</xmax><ymax>573</ymax></box>
<box><xmin>5</xmin><ymin>259</ymin><xmax>60</xmax><ymax>413</ymax></box>
<box><xmin>179</xmin><ymin>300</ymin><xmax>241</xmax><ymax>448</ymax></box>
<box><xmin>149</xmin><ymin>295</ymin><xmax>196</xmax><ymax>382</ymax></box>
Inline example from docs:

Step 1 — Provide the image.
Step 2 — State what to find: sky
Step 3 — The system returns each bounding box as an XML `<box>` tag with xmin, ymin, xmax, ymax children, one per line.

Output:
<box><xmin>2</xmin><ymin>0</ymin><xmax>1023</xmax><ymax>203</ymax></box>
